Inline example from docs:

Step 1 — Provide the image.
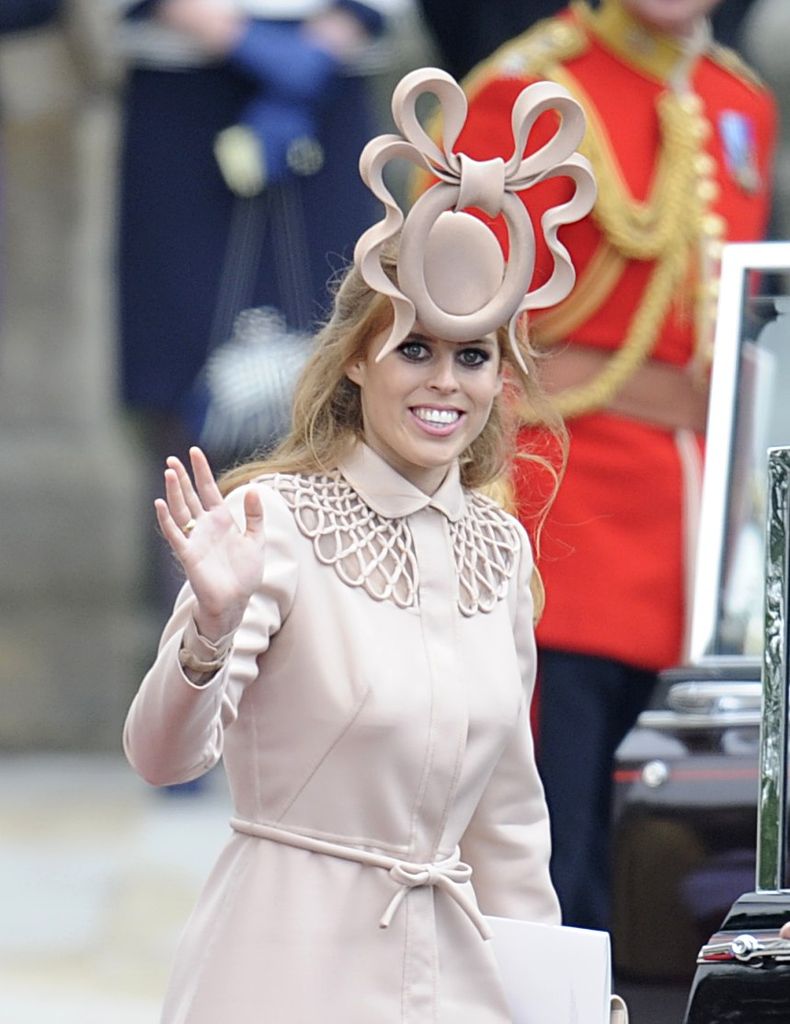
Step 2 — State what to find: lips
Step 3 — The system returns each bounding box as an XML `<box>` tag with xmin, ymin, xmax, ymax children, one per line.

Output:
<box><xmin>410</xmin><ymin>405</ymin><xmax>465</xmax><ymax>436</ymax></box>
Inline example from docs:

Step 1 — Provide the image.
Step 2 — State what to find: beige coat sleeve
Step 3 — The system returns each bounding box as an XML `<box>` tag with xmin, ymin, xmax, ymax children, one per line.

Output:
<box><xmin>123</xmin><ymin>483</ymin><xmax>300</xmax><ymax>787</ymax></box>
<box><xmin>459</xmin><ymin>521</ymin><xmax>561</xmax><ymax>925</ymax></box>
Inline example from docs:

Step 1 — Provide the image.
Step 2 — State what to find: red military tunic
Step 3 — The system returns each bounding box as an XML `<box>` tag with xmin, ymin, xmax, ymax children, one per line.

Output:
<box><xmin>455</xmin><ymin>0</ymin><xmax>776</xmax><ymax>671</ymax></box>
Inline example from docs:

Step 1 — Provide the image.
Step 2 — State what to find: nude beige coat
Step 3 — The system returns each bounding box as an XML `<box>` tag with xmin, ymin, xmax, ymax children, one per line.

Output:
<box><xmin>124</xmin><ymin>442</ymin><xmax>560</xmax><ymax>1023</ymax></box>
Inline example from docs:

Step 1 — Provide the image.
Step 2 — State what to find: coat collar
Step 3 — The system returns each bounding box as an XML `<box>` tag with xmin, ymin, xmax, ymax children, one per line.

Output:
<box><xmin>337</xmin><ymin>442</ymin><xmax>467</xmax><ymax>522</ymax></box>
<box><xmin>579</xmin><ymin>0</ymin><xmax>711</xmax><ymax>84</ymax></box>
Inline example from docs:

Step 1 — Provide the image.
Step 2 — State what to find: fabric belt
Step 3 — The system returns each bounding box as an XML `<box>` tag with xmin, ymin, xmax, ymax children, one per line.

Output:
<box><xmin>230</xmin><ymin>816</ymin><xmax>492</xmax><ymax>939</ymax></box>
<box><xmin>540</xmin><ymin>344</ymin><xmax>709</xmax><ymax>433</ymax></box>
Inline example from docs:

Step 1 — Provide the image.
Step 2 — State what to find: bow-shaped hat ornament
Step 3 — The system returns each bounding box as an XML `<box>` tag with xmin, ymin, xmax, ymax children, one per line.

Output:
<box><xmin>353</xmin><ymin>67</ymin><xmax>596</xmax><ymax>371</ymax></box>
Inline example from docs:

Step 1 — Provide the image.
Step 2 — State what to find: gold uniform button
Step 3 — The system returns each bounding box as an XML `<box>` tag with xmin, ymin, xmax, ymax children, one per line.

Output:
<box><xmin>680</xmin><ymin>94</ymin><xmax>704</xmax><ymax>115</ymax></box>
<box><xmin>694</xmin><ymin>153</ymin><xmax>716</xmax><ymax>176</ymax></box>
<box><xmin>697</xmin><ymin>179</ymin><xmax>720</xmax><ymax>202</ymax></box>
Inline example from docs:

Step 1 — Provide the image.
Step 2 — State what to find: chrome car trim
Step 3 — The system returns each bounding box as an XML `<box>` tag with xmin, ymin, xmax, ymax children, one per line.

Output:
<box><xmin>637</xmin><ymin>710</ymin><xmax>761</xmax><ymax>731</ymax></box>
<box><xmin>698</xmin><ymin>933</ymin><xmax>790</xmax><ymax>964</ymax></box>
<box><xmin>757</xmin><ymin>446</ymin><xmax>790</xmax><ymax>892</ymax></box>
<box><xmin>667</xmin><ymin>681</ymin><xmax>762</xmax><ymax>714</ymax></box>
<box><xmin>688</xmin><ymin>246</ymin><xmax>748</xmax><ymax>664</ymax></box>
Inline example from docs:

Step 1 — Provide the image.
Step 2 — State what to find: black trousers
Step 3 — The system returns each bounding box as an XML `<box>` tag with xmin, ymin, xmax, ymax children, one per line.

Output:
<box><xmin>536</xmin><ymin>649</ymin><xmax>657</xmax><ymax>930</ymax></box>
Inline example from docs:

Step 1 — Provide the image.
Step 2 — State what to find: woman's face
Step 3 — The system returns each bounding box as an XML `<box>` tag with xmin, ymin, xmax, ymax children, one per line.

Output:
<box><xmin>345</xmin><ymin>327</ymin><xmax>503</xmax><ymax>494</ymax></box>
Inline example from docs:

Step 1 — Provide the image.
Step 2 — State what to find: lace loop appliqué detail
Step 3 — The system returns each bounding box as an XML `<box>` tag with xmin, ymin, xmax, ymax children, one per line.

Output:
<box><xmin>266</xmin><ymin>473</ymin><xmax>420</xmax><ymax>609</ymax></box>
<box><xmin>263</xmin><ymin>474</ymin><xmax>519</xmax><ymax>615</ymax></box>
<box><xmin>449</xmin><ymin>492</ymin><xmax>520</xmax><ymax>616</ymax></box>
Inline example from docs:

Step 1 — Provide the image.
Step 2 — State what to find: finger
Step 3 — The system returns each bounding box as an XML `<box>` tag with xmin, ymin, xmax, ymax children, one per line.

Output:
<box><xmin>154</xmin><ymin>498</ymin><xmax>189</xmax><ymax>559</ymax></box>
<box><xmin>189</xmin><ymin>446</ymin><xmax>225</xmax><ymax>510</ymax></box>
<box><xmin>242</xmin><ymin>487</ymin><xmax>265</xmax><ymax>540</ymax></box>
<box><xmin>166</xmin><ymin>455</ymin><xmax>203</xmax><ymax>518</ymax></box>
<box><xmin>164</xmin><ymin>466</ymin><xmax>194</xmax><ymax>528</ymax></box>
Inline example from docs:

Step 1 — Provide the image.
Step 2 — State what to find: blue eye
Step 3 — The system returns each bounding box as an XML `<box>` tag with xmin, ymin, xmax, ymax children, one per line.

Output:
<box><xmin>457</xmin><ymin>347</ymin><xmax>491</xmax><ymax>368</ymax></box>
<box><xmin>397</xmin><ymin>339</ymin><xmax>430</xmax><ymax>361</ymax></box>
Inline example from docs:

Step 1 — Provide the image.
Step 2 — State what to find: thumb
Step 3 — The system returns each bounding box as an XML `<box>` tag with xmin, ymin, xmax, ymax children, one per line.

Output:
<box><xmin>242</xmin><ymin>486</ymin><xmax>265</xmax><ymax>540</ymax></box>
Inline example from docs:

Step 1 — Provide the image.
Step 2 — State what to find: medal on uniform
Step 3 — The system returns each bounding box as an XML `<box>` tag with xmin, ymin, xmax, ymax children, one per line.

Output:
<box><xmin>718</xmin><ymin>110</ymin><xmax>760</xmax><ymax>194</ymax></box>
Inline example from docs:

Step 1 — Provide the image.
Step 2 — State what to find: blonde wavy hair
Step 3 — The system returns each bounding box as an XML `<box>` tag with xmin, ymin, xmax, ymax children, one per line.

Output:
<box><xmin>220</xmin><ymin>248</ymin><xmax>567</xmax><ymax>617</ymax></box>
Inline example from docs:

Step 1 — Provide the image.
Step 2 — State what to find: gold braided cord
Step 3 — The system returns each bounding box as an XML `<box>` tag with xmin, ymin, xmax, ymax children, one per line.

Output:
<box><xmin>520</xmin><ymin>67</ymin><xmax>715</xmax><ymax>418</ymax></box>
<box><xmin>536</xmin><ymin>240</ymin><xmax>692</xmax><ymax>420</ymax></box>
<box><xmin>551</xmin><ymin>66</ymin><xmax>708</xmax><ymax>261</ymax></box>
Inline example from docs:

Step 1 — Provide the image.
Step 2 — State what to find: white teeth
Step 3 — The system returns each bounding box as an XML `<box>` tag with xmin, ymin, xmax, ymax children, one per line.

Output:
<box><xmin>413</xmin><ymin>407</ymin><xmax>461</xmax><ymax>425</ymax></box>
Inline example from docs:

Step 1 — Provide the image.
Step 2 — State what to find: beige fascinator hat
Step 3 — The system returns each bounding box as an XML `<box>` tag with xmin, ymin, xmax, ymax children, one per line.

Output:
<box><xmin>354</xmin><ymin>68</ymin><xmax>596</xmax><ymax>372</ymax></box>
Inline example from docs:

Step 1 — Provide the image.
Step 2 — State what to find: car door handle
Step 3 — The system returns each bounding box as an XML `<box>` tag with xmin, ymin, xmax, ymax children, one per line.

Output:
<box><xmin>699</xmin><ymin>933</ymin><xmax>790</xmax><ymax>964</ymax></box>
<box><xmin>667</xmin><ymin>681</ymin><xmax>762</xmax><ymax>714</ymax></box>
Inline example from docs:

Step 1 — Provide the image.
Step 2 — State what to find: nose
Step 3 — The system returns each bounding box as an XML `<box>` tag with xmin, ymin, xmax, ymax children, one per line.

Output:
<box><xmin>428</xmin><ymin>351</ymin><xmax>459</xmax><ymax>392</ymax></box>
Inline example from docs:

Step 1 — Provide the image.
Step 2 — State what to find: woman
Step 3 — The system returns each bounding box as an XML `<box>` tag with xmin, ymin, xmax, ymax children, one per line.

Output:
<box><xmin>123</xmin><ymin>68</ymin><xmax>595</xmax><ymax>1022</ymax></box>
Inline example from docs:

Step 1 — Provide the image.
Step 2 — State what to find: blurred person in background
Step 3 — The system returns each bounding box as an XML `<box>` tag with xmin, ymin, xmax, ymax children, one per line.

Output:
<box><xmin>112</xmin><ymin>0</ymin><xmax>391</xmax><ymax>615</ymax></box>
<box><xmin>449</xmin><ymin>0</ymin><xmax>776</xmax><ymax>931</ymax></box>
<box><xmin>416</xmin><ymin>0</ymin><xmax>762</xmax><ymax>81</ymax></box>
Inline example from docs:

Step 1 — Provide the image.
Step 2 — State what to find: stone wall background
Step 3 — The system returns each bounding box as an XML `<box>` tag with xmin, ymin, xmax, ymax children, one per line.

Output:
<box><xmin>0</xmin><ymin>15</ymin><xmax>148</xmax><ymax>752</ymax></box>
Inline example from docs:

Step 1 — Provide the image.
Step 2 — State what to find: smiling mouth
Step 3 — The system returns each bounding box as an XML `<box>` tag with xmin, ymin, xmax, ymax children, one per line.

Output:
<box><xmin>411</xmin><ymin>406</ymin><xmax>463</xmax><ymax>426</ymax></box>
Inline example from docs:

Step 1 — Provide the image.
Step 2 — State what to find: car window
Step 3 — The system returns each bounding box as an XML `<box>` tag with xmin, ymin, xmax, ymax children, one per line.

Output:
<box><xmin>691</xmin><ymin>243</ymin><xmax>790</xmax><ymax>664</ymax></box>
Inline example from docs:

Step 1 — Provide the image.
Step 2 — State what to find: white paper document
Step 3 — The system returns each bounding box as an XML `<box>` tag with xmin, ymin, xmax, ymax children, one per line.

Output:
<box><xmin>486</xmin><ymin>916</ymin><xmax>612</xmax><ymax>1024</ymax></box>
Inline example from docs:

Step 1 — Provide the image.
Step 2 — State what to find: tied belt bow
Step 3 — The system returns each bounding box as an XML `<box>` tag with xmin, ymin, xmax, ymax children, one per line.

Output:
<box><xmin>230</xmin><ymin>816</ymin><xmax>492</xmax><ymax>939</ymax></box>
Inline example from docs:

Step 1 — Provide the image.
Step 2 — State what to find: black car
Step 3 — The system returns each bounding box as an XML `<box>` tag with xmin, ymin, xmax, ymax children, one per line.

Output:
<box><xmin>610</xmin><ymin>244</ymin><xmax>790</xmax><ymax>1000</ymax></box>
<box><xmin>612</xmin><ymin>664</ymin><xmax>761</xmax><ymax>982</ymax></box>
<box><xmin>682</xmin><ymin>444</ymin><xmax>790</xmax><ymax>1022</ymax></box>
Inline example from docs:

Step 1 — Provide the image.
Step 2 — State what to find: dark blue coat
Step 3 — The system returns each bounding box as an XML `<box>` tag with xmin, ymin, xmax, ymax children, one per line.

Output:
<box><xmin>117</xmin><ymin>12</ymin><xmax>379</xmax><ymax>415</ymax></box>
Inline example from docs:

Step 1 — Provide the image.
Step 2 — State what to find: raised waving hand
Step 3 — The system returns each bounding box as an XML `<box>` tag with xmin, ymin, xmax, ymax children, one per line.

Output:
<box><xmin>155</xmin><ymin>447</ymin><xmax>265</xmax><ymax>642</ymax></box>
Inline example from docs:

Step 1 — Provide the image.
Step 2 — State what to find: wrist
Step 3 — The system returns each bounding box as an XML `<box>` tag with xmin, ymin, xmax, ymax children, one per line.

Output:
<box><xmin>186</xmin><ymin>614</ymin><xmax>237</xmax><ymax>653</ymax></box>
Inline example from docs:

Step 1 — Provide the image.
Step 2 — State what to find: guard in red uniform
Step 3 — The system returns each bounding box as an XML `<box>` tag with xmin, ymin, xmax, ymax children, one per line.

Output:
<box><xmin>455</xmin><ymin>0</ymin><xmax>777</xmax><ymax>929</ymax></box>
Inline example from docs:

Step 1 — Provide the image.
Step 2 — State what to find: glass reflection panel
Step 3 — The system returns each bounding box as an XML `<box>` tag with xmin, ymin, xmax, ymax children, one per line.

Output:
<box><xmin>691</xmin><ymin>243</ymin><xmax>790</xmax><ymax>663</ymax></box>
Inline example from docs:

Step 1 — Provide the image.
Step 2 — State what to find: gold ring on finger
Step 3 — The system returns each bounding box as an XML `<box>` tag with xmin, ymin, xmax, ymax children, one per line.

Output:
<box><xmin>182</xmin><ymin>518</ymin><xmax>197</xmax><ymax>536</ymax></box>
